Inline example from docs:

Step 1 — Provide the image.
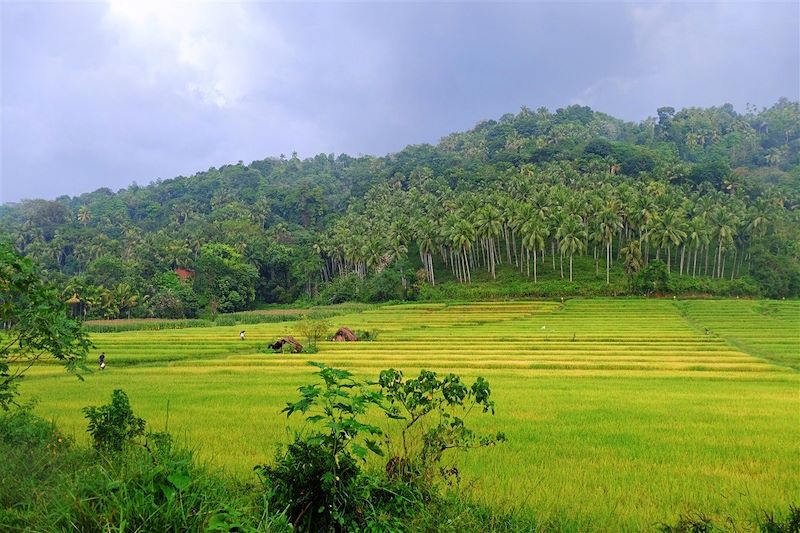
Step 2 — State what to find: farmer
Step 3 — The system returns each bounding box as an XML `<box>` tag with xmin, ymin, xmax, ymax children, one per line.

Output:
<box><xmin>240</xmin><ymin>330</ymin><xmax>246</xmax><ymax>341</ymax></box>
<box><xmin>98</xmin><ymin>352</ymin><xmax>106</xmax><ymax>370</ymax></box>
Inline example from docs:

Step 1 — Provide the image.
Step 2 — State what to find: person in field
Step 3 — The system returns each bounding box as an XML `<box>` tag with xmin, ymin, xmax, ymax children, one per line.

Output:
<box><xmin>98</xmin><ymin>352</ymin><xmax>106</xmax><ymax>370</ymax></box>
<box><xmin>240</xmin><ymin>330</ymin><xmax>246</xmax><ymax>340</ymax></box>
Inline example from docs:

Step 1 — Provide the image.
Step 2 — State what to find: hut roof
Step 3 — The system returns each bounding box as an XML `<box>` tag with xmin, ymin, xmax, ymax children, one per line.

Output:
<box><xmin>66</xmin><ymin>293</ymin><xmax>81</xmax><ymax>304</ymax></box>
<box><xmin>174</xmin><ymin>268</ymin><xmax>194</xmax><ymax>281</ymax></box>
<box><xmin>334</xmin><ymin>327</ymin><xmax>359</xmax><ymax>342</ymax></box>
<box><xmin>270</xmin><ymin>335</ymin><xmax>303</xmax><ymax>353</ymax></box>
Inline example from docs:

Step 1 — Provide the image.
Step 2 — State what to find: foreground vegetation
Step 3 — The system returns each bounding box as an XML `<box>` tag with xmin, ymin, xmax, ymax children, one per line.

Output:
<box><xmin>14</xmin><ymin>298</ymin><xmax>799</xmax><ymax>531</ymax></box>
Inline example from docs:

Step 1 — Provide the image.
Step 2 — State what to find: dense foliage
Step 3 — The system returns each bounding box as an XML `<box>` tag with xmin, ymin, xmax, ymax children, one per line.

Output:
<box><xmin>1</xmin><ymin>100</ymin><xmax>798</xmax><ymax>318</ymax></box>
<box><xmin>0</xmin><ymin>243</ymin><xmax>91</xmax><ymax>408</ymax></box>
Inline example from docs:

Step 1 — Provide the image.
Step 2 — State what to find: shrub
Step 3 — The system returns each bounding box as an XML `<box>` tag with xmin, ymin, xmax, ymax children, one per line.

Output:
<box><xmin>319</xmin><ymin>274</ymin><xmax>362</xmax><ymax>304</ymax></box>
<box><xmin>258</xmin><ymin>362</ymin><xmax>507</xmax><ymax>530</ymax></box>
<box><xmin>297</xmin><ymin>316</ymin><xmax>331</xmax><ymax>348</ymax></box>
<box><xmin>760</xmin><ymin>505</ymin><xmax>800</xmax><ymax>533</ymax></box>
<box><xmin>377</xmin><ymin>368</ymin><xmax>506</xmax><ymax>481</ymax></box>
<box><xmin>83</xmin><ymin>389</ymin><xmax>146</xmax><ymax>452</ymax></box>
<box><xmin>256</xmin><ymin>362</ymin><xmax>384</xmax><ymax>530</ymax></box>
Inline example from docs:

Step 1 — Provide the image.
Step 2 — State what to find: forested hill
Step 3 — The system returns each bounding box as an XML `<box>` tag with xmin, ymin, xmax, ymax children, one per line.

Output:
<box><xmin>1</xmin><ymin>100</ymin><xmax>799</xmax><ymax>318</ymax></box>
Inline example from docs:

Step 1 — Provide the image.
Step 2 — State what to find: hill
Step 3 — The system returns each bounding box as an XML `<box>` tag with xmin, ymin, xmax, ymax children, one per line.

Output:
<box><xmin>1</xmin><ymin>99</ymin><xmax>798</xmax><ymax>318</ymax></box>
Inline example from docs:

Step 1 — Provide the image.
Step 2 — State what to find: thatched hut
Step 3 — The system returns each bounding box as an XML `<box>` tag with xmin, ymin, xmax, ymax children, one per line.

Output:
<box><xmin>66</xmin><ymin>294</ymin><xmax>84</xmax><ymax>318</ymax></box>
<box><xmin>269</xmin><ymin>336</ymin><xmax>303</xmax><ymax>353</ymax></box>
<box><xmin>333</xmin><ymin>327</ymin><xmax>358</xmax><ymax>342</ymax></box>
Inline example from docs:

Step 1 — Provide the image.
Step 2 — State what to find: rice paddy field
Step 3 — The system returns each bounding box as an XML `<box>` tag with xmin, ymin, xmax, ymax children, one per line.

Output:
<box><xmin>19</xmin><ymin>298</ymin><xmax>800</xmax><ymax>531</ymax></box>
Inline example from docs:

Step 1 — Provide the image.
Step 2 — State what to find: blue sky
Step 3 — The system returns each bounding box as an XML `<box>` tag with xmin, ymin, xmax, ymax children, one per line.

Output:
<box><xmin>1</xmin><ymin>1</ymin><xmax>798</xmax><ymax>203</ymax></box>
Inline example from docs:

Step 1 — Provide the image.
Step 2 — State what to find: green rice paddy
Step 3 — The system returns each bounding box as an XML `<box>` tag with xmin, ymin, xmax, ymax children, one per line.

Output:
<box><xmin>19</xmin><ymin>298</ymin><xmax>800</xmax><ymax>531</ymax></box>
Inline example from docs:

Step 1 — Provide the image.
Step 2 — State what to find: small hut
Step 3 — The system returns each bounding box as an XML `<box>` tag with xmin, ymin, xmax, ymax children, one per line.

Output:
<box><xmin>269</xmin><ymin>336</ymin><xmax>303</xmax><ymax>353</ymax></box>
<box><xmin>66</xmin><ymin>294</ymin><xmax>84</xmax><ymax>318</ymax></box>
<box><xmin>333</xmin><ymin>327</ymin><xmax>359</xmax><ymax>342</ymax></box>
<box><xmin>174</xmin><ymin>268</ymin><xmax>194</xmax><ymax>282</ymax></box>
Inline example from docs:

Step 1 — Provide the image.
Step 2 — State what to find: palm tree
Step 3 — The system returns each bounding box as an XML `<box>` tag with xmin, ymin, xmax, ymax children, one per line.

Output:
<box><xmin>521</xmin><ymin>215</ymin><xmax>548</xmax><ymax>282</ymax></box>
<box><xmin>77</xmin><ymin>206</ymin><xmax>91</xmax><ymax>226</ymax></box>
<box><xmin>711</xmin><ymin>209</ymin><xmax>737</xmax><ymax>279</ymax></box>
<box><xmin>687</xmin><ymin>218</ymin><xmax>709</xmax><ymax>277</ymax></box>
<box><xmin>114</xmin><ymin>283</ymin><xmax>139</xmax><ymax>319</ymax></box>
<box><xmin>474</xmin><ymin>205</ymin><xmax>503</xmax><ymax>279</ymax></box>
<box><xmin>654</xmin><ymin>210</ymin><xmax>687</xmax><ymax>274</ymax></box>
<box><xmin>557</xmin><ymin>215</ymin><xmax>587</xmax><ymax>282</ymax></box>
<box><xmin>621</xmin><ymin>240</ymin><xmax>643</xmax><ymax>276</ymax></box>
<box><xmin>414</xmin><ymin>218</ymin><xmax>438</xmax><ymax>286</ymax></box>
<box><xmin>600</xmin><ymin>209</ymin><xmax>623</xmax><ymax>284</ymax></box>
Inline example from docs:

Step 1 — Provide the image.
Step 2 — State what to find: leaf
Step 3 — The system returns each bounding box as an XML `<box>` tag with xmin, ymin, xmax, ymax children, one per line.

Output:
<box><xmin>167</xmin><ymin>472</ymin><xmax>191</xmax><ymax>491</ymax></box>
<box><xmin>365</xmin><ymin>439</ymin><xmax>384</xmax><ymax>456</ymax></box>
<box><xmin>351</xmin><ymin>443</ymin><xmax>367</xmax><ymax>459</ymax></box>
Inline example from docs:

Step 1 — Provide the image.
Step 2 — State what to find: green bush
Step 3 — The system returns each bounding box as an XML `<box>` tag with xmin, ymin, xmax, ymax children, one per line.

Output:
<box><xmin>318</xmin><ymin>274</ymin><xmax>362</xmax><ymax>304</ymax></box>
<box><xmin>257</xmin><ymin>362</ymin><xmax>384</xmax><ymax>530</ymax></box>
<box><xmin>83</xmin><ymin>389</ymin><xmax>146</xmax><ymax>452</ymax></box>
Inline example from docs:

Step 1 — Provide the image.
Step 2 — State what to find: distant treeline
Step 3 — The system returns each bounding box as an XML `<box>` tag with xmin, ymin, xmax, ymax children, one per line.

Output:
<box><xmin>1</xmin><ymin>99</ymin><xmax>798</xmax><ymax>318</ymax></box>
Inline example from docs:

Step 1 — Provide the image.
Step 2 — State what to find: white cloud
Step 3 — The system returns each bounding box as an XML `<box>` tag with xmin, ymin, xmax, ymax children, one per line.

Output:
<box><xmin>103</xmin><ymin>0</ymin><xmax>290</xmax><ymax>108</ymax></box>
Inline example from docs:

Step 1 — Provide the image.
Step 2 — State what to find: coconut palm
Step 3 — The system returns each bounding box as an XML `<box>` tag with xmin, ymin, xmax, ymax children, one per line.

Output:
<box><xmin>557</xmin><ymin>215</ymin><xmax>587</xmax><ymax>282</ymax></box>
<box><xmin>653</xmin><ymin>210</ymin><xmax>687</xmax><ymax>274</ymax></box>
<box><xmin>77</xmin><ymin>206</ymin><xmax>91</xmax><ymax>226</ymax></box>
<box><xmin>521</xmin><ymin>215</ymin><xmax>548</xmax><ymax>282</ymax></box>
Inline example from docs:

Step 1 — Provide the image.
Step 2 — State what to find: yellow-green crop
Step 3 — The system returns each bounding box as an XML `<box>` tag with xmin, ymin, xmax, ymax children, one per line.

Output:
<box><xmin>20</xmin><ymin>298</ymin><xmax>800</xmax><ymax>531</ymax></box>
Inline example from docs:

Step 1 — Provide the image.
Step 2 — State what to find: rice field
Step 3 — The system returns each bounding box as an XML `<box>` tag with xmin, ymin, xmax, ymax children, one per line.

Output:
<box><xmin>19</xmin><ymin>298</ymin><xmax>800</xmax><ymax>531</ymax></box>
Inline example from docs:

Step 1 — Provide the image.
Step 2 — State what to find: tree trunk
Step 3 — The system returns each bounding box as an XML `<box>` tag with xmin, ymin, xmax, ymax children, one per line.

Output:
<box><xmin>569</xmin><ymin>254</ymin><xmax>574</xmax><ymax>282</ymax></box>
<box><xmin>667</xmin><ymin>246</ymin><xmax>671</xmax><ymax>274</ymax></box>
<box><xmin>679</xmin><ymin>245</ymin><xmax>685</xmax><ymax>275</ymax></box>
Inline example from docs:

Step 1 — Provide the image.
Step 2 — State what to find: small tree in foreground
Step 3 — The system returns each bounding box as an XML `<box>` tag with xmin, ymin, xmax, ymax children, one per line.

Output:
<box><xmin>377</xmin><ymin>368</ymin><xmax>506</xmax><ymax>482</ymax></box>
<box><xmin>257</xmin><ymin>362</ymin><xmax>383</xmax><ymax>530</ymax></box>
<box><xmin>83</xmin><ymin>389</ymin><xmax>146</xmax><ymax>452</ymax></box>
<box><xmin>257</xmin><ymin>362</ymin><xmax>505</xmax><ymax>531</ymax></box>
<box><xmin>0</xmin><ymin>243</ymin><xmax>91</xmax><ymax>409</ymax></box>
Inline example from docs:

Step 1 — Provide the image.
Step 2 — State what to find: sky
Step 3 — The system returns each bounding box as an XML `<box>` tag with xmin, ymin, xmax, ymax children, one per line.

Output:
<box><xmin>1</xmin><ymin>1</ymin><xmax>798</xmax><ymax>204</ymax></box>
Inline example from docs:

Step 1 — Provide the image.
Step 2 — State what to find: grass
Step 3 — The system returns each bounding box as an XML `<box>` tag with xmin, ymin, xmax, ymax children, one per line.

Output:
<box><xmin>18</xmin><ymin>298</ymin><xmax>800</xmax><ymax>532</ymax></box>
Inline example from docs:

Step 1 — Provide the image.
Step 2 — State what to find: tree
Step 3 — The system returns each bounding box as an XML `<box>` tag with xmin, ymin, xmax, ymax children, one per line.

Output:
<box><xmin>77</xmin><ymin>205</ymin><xmax>91</xmax><ymax>226</ymax></box>
<box><xmin>557</xmin><ymin>215</ymin><xmax>587</xmax><ymax>282</ymax></box>
<box><xmin>0</xmin><ymin>243</ymin><xmax>92</xmax><ymax>408</ymax></box>
<box><xmin>521</xmin><ymin>215</ymin><xmax>548</xmax><ymax>282</ymax></box>
<box><xmin>193</xmin><ymin>243</ymin><xmax>258</xmax><ymax>313</ymax></box>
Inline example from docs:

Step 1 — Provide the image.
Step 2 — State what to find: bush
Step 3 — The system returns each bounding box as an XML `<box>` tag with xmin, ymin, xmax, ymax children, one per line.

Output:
<box><xmin>258</xmin><ymin>439</ymin><xmax>362</xmax><ymax>531</ymax></box>
<box><xmin>83</xmin><ymin>389</ymin><xmax>146</xmax><ymax>452</ymax></box>
<box><xmin>319</xmin><ymin>274</ymin><xmax>362</xmax><ymax>304</ymax></box>
<box><xmin>749</xmin><ymin>248</ymin><xmax>800</xmax><ymax>298</ymax></box>
<box><xmin>257</xmin><ymin>362</ymin><xmax>507</xmax><ymax>530</ymax></box>
<box><xmin>377</xmin><ymin>368</ymin><xmax>506</xmax><ymax>482</ymax></box>
<box><xmin>0</xmin><ymin>403</ymin><xmax>75</xmax><ymax>520</ymax></box>
<box><xmin>633</xmin><ymin>260</ymin><xmax>669</xmax><ymax>295</ymax></box>
<box><xmin>297</xmin><ymin>316</ymin><xmax>331</xmax><ymax>348</ymax></box>
<box><xmin>257</xmin><ymin>362</ymin><xmax>384</xmax><ymax>530</ymax></box>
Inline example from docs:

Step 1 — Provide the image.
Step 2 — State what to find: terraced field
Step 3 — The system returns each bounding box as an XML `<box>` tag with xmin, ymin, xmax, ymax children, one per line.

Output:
<box><xmin>20</xmin><ymin>299</ymin><xmax>800</xmax><ymax>531</ymax></box>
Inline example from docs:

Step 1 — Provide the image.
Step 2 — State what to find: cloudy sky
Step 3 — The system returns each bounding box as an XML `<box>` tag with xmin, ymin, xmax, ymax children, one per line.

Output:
<box><xmin>1</xmin><ymin>1</ymin><xmax>798</xmax><ymax>204</ymax></box>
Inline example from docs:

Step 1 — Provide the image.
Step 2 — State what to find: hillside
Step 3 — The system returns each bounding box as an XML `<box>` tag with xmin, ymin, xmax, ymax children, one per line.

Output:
<box><xmin>1</xmin><ymin>100</ymin><xmax>798</xmax><ymax>318</ymax></box>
